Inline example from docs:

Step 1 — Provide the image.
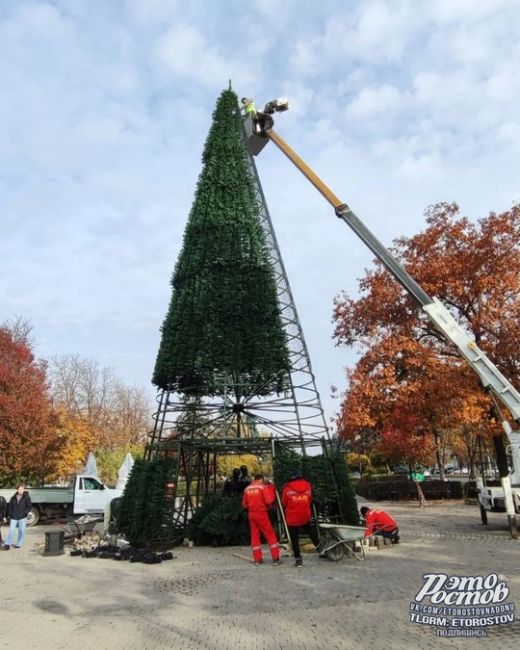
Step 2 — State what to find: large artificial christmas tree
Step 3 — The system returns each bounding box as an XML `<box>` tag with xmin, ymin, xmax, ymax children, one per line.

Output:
<box><xmin>125</xmin><ymin>88</ymin><xmax>355</xmax><ymax>548</ymax></box>
<box><xmin>153</xmin><ymin>89</ymin><xmax>290</xmax><ymax>398</ymax></box>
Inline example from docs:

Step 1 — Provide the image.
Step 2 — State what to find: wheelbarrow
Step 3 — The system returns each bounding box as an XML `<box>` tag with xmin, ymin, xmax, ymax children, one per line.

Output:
<box><xmin>319</xmin><ymin>523</ymin><xmax>368</xmax><ymax>562</ymax></box>
<box><xmin>54</xmin><ymin>514</ymin><xmax>104</xmax><ymax>543</ymax></box>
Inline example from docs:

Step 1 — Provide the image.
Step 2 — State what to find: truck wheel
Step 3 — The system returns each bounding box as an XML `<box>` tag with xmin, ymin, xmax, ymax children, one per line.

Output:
<box><xmin>480</xmin><ymin>505</ymin><xmax>488</xmax><ymax>525</ymax></box>
<box><xmin>26</xmin><ymin>507</ymin><xmax>40</xmax><ymax>527</ymax></box>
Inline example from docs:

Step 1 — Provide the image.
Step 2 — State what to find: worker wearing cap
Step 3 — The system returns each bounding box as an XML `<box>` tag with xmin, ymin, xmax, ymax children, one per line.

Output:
<box><xmin>241</xmin><ymin>97</ymin><xmax>274</xmax><ymax>135</ymax></box>
<box><xmin>241</xmin><ymin>97</ymin><xmax>257</xmax><ymax>118</ymax></box>
<box><xmin>242</xmin><ymin>474</ymin><xmax>281</xmax><ymax>565</ymax></box>
<box><xmin>360</xmin><ymin>506</ymin><xmax>400</xmax><ymax>543</ymax></box>
<box><xmin>281</xmin><ymin>471</ymin><xmax>321</xmax><ymax>568</ymax></box>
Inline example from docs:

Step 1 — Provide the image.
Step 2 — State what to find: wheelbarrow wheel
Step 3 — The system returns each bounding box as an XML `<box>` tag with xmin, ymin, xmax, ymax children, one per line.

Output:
<box><xmin>324</xmin><ymin>534</ymin><xmax>345</xmax><ymax>562</ymax></box>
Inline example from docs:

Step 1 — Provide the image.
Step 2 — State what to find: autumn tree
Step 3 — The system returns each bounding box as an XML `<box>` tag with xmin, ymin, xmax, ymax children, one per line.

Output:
<box><xmin>0</xmin><ymin>328</ymin><xmax>60</xmax><ymax>483</ymax></box>
<box><xmin>334</xmin><ymin>203</ymin><xmax>520</xmax><ymax>473</ymax></box>
<box><xmin>48</xmin><ymin>355</ymin><xmax>151</xmax><ymax>448</ymax></box>
<box><xmin>48</xmin><ymin>409</ymin><xmax>96</xmax><ymax>481</ymax></box>
<box><xmin>340</xmin><ymin>335</ymin><xmax>490</xmax><ymax>477</ymax></box>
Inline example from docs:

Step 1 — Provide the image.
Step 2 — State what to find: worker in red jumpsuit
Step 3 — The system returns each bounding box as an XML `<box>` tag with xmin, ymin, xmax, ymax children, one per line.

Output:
<box><xmin>242</xmin><ymin>474</ymin><xmax>281</xmax><ymax>565</ymax></box>
<box><xmin>360</xmin><ymin>506</ymin><xmax>400</xmax><ymax>543</ymax></box>
<box><xmin>282</xmin><ymin>471</ymin><xmax>321</xmax><ymax>568</ymax></box>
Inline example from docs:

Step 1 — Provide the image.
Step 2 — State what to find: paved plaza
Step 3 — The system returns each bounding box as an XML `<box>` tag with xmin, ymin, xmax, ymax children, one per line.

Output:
<box><xmin>2</xmin><ymin>499</ymin><xmax>520</xmax><ymax>650</ymax></box>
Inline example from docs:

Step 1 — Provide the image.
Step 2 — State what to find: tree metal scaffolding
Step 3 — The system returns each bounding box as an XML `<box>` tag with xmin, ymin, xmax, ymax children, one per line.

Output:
<box><xmin>143</xmin><ymin>95</ymin><xmax>335</xmax><ymax>538</ymax></box>
<box><xmin>146</xmin><ymin>108</ymin><xmax>329</xmax><ymax>460</ymax></box>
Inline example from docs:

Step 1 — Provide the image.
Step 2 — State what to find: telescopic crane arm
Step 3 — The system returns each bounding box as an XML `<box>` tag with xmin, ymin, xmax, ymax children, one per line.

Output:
<box><xmin>255</xmin><ymin>123</ymin><xmax>520</xmax><ymax>426</ymax></box>
<box><xmin>246</xmin><ymin>101</ymin><xmax>520</xmax><ymax>536</ymax></box>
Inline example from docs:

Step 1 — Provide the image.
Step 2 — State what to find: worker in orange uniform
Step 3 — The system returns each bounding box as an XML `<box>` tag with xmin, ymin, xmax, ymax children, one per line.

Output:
<box><xmin>360</xmin><ymin>506</ymin><xmax>400</xmax><ymax>543</ymax></box>
<box><xmin>282</xmin><ymin>471</ymin><xmax>321</xmax><ymax>568</ymax></box>
<box><xmin>242</xmin><ymin>474</ymin><xmax>281</xmax><ymax>565</ymax></box>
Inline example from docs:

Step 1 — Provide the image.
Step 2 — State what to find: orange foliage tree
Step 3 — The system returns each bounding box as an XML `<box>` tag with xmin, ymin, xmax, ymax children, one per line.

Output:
<box><xmin>48</xmin><ymin>409</ymin><xmax>97</xmax><ymax>481</ymax></box>
<box><xmin>48</xmin><ymin>355</ymin><xmax>150</xmax><ymax>449</ymax></box>
<box><xmin>333</xmin><ymin>203</ymin><xmax>520</xmax><ymax>473</ymax></box>
<box><xmin>0</xmin><ymin>328</ymin><xmax>61</xmax><ymax>483</ymax></box>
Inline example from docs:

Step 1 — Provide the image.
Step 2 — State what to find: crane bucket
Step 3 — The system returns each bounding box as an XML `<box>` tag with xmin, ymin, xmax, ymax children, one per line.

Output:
<box><xmin>243</xmin><ymin>116</ymin><xmax>270</xmax><ymax>156</ymax></box>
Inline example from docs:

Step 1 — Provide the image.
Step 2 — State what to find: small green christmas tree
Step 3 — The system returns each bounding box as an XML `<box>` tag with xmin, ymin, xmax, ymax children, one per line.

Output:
<box><xmin>117</xmin><ymin>459</ymin><xmax>147</xmax><ymax>544</ymax></box>
<box><xmin>153</xmin><ymin>89</ymin><xmax>290</xmax><ymax>398</ymax></box>
<box><xmin>118</xmin><ymin>458</ymin><xmax>179</xmax><ymax>546</ymax></box>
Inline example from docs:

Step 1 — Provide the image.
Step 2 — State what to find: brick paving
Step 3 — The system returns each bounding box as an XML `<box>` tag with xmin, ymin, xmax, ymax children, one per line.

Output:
<box><xmin>2</xmin><ymin>499</ymin><xmax>520</xmax><ymax>650</ymax></box>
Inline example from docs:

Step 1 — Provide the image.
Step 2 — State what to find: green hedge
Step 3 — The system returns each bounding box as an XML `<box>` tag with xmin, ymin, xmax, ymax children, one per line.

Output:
<box><xmin>355</xmin><ymin>477</ymin><xmax>474</xmax><ymax>501</ymax></box>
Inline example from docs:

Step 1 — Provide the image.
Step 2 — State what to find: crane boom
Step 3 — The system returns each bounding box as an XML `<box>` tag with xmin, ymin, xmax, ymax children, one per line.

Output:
<box><xmin>245</xmin><ymin>111</ymin><xmax>520</xmax><ymax>537</ymax></box>
<box><xmin>264</xmin><ymin>127</ymin><xmax>520</xmax><ymax>424</ymax></box>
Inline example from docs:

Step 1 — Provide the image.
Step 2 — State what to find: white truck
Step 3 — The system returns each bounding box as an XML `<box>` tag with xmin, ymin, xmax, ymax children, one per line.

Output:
<box><xmin>0</xmin><ymin>475</ymin><xmax>123</xmax><ymax>526</ymax></box>
<box><xmin>246</xmin><ymin>98</ymin><xmax>520</xmax><ymax>536</ymax></box>
<box><xmin>476</xmin><ymin>430</ymin><xmax>520</xmax><ymax>523</ymax></box>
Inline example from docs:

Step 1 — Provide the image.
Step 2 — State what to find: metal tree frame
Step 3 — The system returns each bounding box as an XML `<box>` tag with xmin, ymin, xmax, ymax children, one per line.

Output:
<box><xmin>145</xmin><ymin>107</ymin><xmax>335</xmax><ymax>534</ymax></box>
<box><xmin>146</xmin><ymin>436</ymin><xmax>343</xmax><ymax>542</ymax></box>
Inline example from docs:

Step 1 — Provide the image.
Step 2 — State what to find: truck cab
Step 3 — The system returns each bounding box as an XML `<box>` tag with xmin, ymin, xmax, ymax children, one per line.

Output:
<box><xmin>74</xmin><ymin>475</ymin><xmax>118</xmax><ymax>513</ymax></box>
<box><xmin>478</xmin><ymin>432</ymin><xmax>520</xmax><ymax>518</ymax></box>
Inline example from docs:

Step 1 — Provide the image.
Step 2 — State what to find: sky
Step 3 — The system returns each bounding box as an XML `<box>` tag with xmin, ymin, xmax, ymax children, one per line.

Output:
<box><xmin>1</xmin><ymin>0</ymin><xmax>520</xmax><ymax>431</ymax></box>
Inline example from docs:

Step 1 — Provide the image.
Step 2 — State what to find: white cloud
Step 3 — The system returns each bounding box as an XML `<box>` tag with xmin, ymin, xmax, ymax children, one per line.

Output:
<box><xmin>253</xmin><ymin>0</ymin><xmax>297</xmax><ymax>20</ymax></box>
<box><xmin>153</xmin><ymin>24</ymin><xmax>253</xmax><ymax>89</ymax></box>
<box><xmin>288</xmin><ymin>37</ymin><xmax>323</xmax><ymax>77</ymax></box>
<box><xmin>429</xmin><ymin>0</ymin><xmax>513</xmax><ymax>24</ymax></box>
<box><xmin>399</xmin><ymin>152</ymin><xmax>443</xmax><ymax>182</ymax></box>
<box><xmin>279</xmin><ymin>82</ymin><xmax>314</xmax><ymax>119</ymax></box>
<box><xmin>125</xmin><ymin>0</ymin><xmax>180</xmax><ymax>23</ymax></box>
<box><xmin>345</xmin><ymin>0</ymin><xmax>421</xmax><ymax>62</ymax></box>
<box><xmin>346</xmin><ymin>84</ymin><xmax>407</xmax><ymax>118</ymax></box>
<box><xmin>11</xmin><ymin>1</ymin><xmax>70</xmax><ymax>38</ymax></box>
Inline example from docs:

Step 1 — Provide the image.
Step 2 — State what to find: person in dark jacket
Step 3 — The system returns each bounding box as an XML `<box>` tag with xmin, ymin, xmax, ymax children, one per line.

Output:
<box><xmin>4</xmin><ymin>484</ymin><xmax>32</xmax><ymax>549</ymax></box>
<box><xmin>222</xmin><ymin>468</ymin><xmax>242</xmax><ymax>497</ymax></box>
<box><xmin>237</xmin><ymin>465</ymin><xmax>251</xmax><ymax>493</ymax></box>
<box><xmin>281</xmin><ymin>471</ymin><xmax>321</xmax><ymax>568</ymax></box>
<box><xmin>0</xmin><ymin>496</ymin><xmax>7</xmax><ymax>544</ymax></box>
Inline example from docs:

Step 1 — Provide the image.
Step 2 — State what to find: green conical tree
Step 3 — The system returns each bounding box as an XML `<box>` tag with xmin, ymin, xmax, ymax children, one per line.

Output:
<box><xmin>153</xmin><ymin>89</ymin><xmax>290</xmax><ymax>397</ymax></box>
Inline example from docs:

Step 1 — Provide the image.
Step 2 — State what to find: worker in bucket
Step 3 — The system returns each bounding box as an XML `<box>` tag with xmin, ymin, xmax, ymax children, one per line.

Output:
<box><xmin>242</xmin><ymin>474</ymin><xmax>281</xmax><ymax>565</ymax></box>
<box><xmin>281</xmin><ymin>470</ymin><xmax>321</xmax><ymax>568</ymax></box>
<box><xmin>360</xmin><ymin>506</ymin><xmax>400</xmax><ymax>544</ymax></box>
<box><xmin>241</xmin><ymin>97</ymin><xmax>257</xmax><ymax>118</ymax></box>
<box><xmin>241</xmin><ymin>97</ymin><xmax>274</xmax><ymax>134</ymax></box>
